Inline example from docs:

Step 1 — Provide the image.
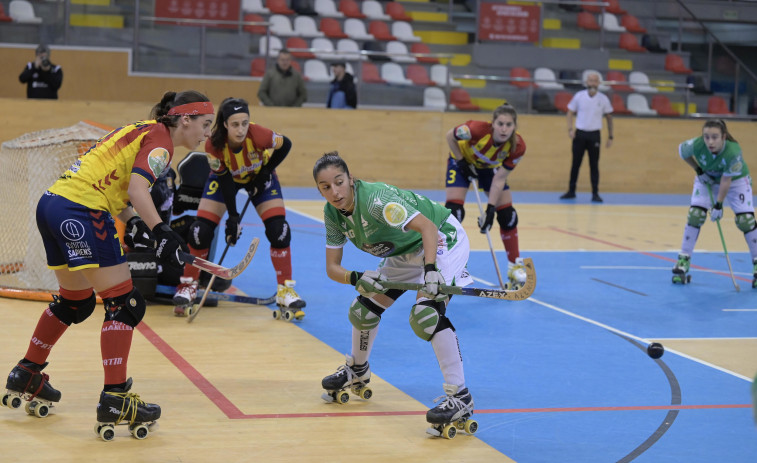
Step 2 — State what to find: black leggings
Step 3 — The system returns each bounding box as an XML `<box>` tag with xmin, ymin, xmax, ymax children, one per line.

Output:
<box><xmin>568</xmin><ymin>129</ymin><xmax>601</xmax><ymax>194</ymax></box>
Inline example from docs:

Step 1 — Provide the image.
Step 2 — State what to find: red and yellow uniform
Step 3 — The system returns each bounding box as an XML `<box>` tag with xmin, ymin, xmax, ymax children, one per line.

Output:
<box><xmin>453</xmin><ymin>120</ymin><xmax>526</xmax><ymax>170</ymax></box>
<box><xmin>205</xmin><ymin>123</ymin><xmax>283</xmax><ymax>186</ymax></box>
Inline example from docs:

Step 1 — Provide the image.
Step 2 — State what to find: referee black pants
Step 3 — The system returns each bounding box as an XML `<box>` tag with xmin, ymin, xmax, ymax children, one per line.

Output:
<box><xmin>567</xmin><ymin>129</ymin><xmax>601</xmax><ymax>194</ymax></box>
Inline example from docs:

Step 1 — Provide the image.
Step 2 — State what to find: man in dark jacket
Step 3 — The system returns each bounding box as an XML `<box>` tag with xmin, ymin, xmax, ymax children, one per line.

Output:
<box><xmin>257</xmin><ymin>49</ymin><xmax>307</xmax><ymax>107</ymax></box>
<box><xmin>326</xmin><ymin>62</ymin><xmax>357</xmax><ymax>109</ymax></box>
<box><xmin>19</xmin><ymin>44</ymin><xmax>63</xmax><ymax>99</ymax></box>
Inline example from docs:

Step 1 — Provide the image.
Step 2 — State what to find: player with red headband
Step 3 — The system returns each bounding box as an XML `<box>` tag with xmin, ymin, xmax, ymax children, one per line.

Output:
<box><xmin>171</xmin><ymin>97</ymin><xmax>307</xmax><ymax>318</ymax></box>
<box><xmin>2</xmin><ymin>90</ymin><xmax>214</xmax><ymax>440</ymax></box>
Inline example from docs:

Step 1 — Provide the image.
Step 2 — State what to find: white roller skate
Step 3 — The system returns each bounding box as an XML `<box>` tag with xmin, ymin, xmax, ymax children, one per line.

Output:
<box><xmin>507</xmin><ymin>257</ymin><xmax>527</xmax><ymax>290</ymax></box>
<box><xmin>426</xmin><ymin>383</ymin><xmax>477</xmax><ymax>439</ymax></box>
<box><xmin>273</xmin><ymin>279</ymin><xmax>306</xmax><ymax>322</ymax></box>
<box><xmin>2</xmin><ymin>360</ymin><xmax>60</xmax><ymax>418</ymax></box>
<box><xmin>321</xmin><ymin>355</ymin><xmax>372</xmax><ymax>404</ymax></box>
<box><xmin>672</xmin><ymin>253</ymin><xmax>692</xmax><ymax>285</ymax></box>
<box><xmin>172</xmin><ymin>277</ymin><xmax>198</xmax><ymax>316</ymax></box>
<box><xmin>95</xmin><ymin>378</ymin><xmax>160</xmax><ymax>442</ymax></box>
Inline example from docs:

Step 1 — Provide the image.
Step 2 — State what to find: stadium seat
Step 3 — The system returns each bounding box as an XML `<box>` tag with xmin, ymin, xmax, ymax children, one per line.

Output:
<box><xmin>9</xmin><ymin>0</ymin><xmax>42</xmax><ymax>24</ymax></box>
<box><xmin>606</xmin><ymin>0</ymin><xmax>627</xmax><ymax>15</ymax></box>
<box><xmin>381</xmin><ymin>62</ymin><xmax>413</xmax><ymax>85</ymax></box>
<box><xmin>286</xmin><ymin>37</ymin><xmax>315</xmax><ymax>59</ymax></box>
<box><xmin>368</xmin><ymin>21</ymin><xmax>397</xmax><ymax>41</ymax></box>
<box><xmin>243</xmin><ymin>13</ymin><xmax>267</xmax><ymax>35</ymax></box>
<box><xmin>611</xmin><ymin>93</ymin><xmax>632</xmax><ymax>114</ymax></box>
<box><xmin>707</xmin><ymin>96</ymin><xmax>734</xmax><ymax>115</ymax></box>
<box><xmin>620</xmin><ymin>14</ymin><xmax>646</xmax><ymax>33</ymax></box>
<box><xmin>386</xmin><ymin>2</ymin><xmax>413</xmax><ymax>22</ymax></box>
<box><xmin>651</xmin><ymin>95</ymin><xmax>680</xmax><ymax>116</ymax></box>
<box><xmin>267</xmin><ymin>0</ymin><xmax>295</xmax><ymax>15</ymax></box>
<box><xmin>259</xmin><ymin>36</ymin><xmax>284</xmax><ymax>55</ymax></box>
<box><xmin>576</xmin><ymin>12</ymin><xmax>600</xmax><ymax>31</ymax></box>
<box><xmin>600</xmin><ymin>13</ymin><xmax>626</xmax><ymax>33</ymax></box>
<box><xmin>294</xmin><ymin>16</ymin><xmax>325</xmax><ymax>38</ymax></box>
<box><xmin>320</xmin><ymin>18</ymin><xmax>348</xmax><ymax>38</ymax></box>
<box><xmin>554</xmin><ymin>92</ymin><xmax>573</xmax><ymax>113</ymax></box>
<box><xmin>243</xmin><ymin>0</ymin><xmax>270</xmax><ymax>14</ymax></box>
<box><xmin>581</xmin><ymin>0</ymin><xmax>601</xmax><ymax>13</ymax></box>
<box><xmin>269</xmin><ymin>14</ymin><xmax>298</xmax><ymax>36</ymax></box>
<box><xmin>619</xmin><ymin>33</ymin><xmax>647</xmax><ymax>52</ymax></box>
<box><xmin>250</xmin><ymin>58</ymin><xmax>267</xmax><ymax>77</ymax></box>
<box><xmin>362</xmin><ymin>0</ymin><xmax>390</xmax><ymax>20</ymax></box>
<box><xmin>339</xmin><ymin>0</ymin><xmax>366</xmax><ymax>18</ymax></box>
<box><xmin>392</xmin><ymin>21</ymin><xmax>421</xmax><ymax>42</ymax></box>
<box><xmin>311</xmin><ymin>37</ymin><xmax>337</xmax><ymax>60</ymax></box>
<box><xmin>303</xmin><ymin>59</ymin><xmax>332</xmax><ymax>82</ymax></box>
<box><xmin>0</xmin><ymin>3</ymin><xmax>15</xmax><ymax>21</ymax></box>
<box><xmin>344</xmin><ymin>18</ymin><xmax>374</xmax><ymax>40</ymax></box>
<box><xmin>629</xmin><ymin>71</ymin><xmax>657</xmax><ymax>92</ymax></box>
<box><xmin>411</xmin><ymin>43</ymin><xmax>439</xmax><ymax>64</ymax></box>
<box><xmin>605</xmin><ymin>71</ymin><xmax>633</xmax><ymax>92</ymax></box>
<box><xmin>430</xmin><ymin>64</ymin><xmax>462</xmax><ymax>87</ymax></box>
<box><xmin>424</xmin><ymin>87</ymin><xmax>447</xmax><ymax>110</ymax></box>
<box><xmin>360</xmin><ymin>61</ymin><xmax>386</xmax><ymax>83</ymax></box>
<box><xmin>406</xmin><ymin>64</ymin><xmax>434</xmax><ymax>86</ymax></box>
<box><xmin>534</xmin><ymin>67</ymin><xmax>564</xmax><ymax>90</ymax></box>
<box><xmin>665</xmin><ymin>54</ymin><xmax>693</xmax><ymax>74</ymax></box>
<box><xmin>314</xmin><ymin>0</ymin><xmax>344</xmax><ymax>17</ymax></box>
<box><xmin>510</xmin><ymin>67</ymin><xmax>533</xmax><ymax>88</ymax></box>
<box><xmin>386</xmin><ymin>41</ymin><xmax>415</xmax><ymax>63</ymax></box>
<box><xmin>627</xmin><ymin>93</ymin><xmax>657</xmax><ymax>115</ymax></box>
<box><xmin>336</xmin><ymin>38</ymin><xmax>363</xmax><ymax>60</ymax></box>
<box><xmin>450</xmin><ymin>89</ymin><xmax>480</xmax><ymax>111</ymax></box>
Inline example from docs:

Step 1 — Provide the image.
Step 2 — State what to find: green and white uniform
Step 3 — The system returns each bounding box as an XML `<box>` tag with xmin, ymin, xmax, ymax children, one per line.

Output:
<box><xmin>325</xmin><ymin>180</ymin><xmax>472</xmax><ymax>287</ymax></box>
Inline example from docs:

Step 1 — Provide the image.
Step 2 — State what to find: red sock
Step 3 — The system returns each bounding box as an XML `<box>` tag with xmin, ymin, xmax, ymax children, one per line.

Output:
<box><xmin>271</xmin><ymin>247</ymin><xmax>292</xmax><ymax>284</ymax></box>
<box><xmin>182</xmin><ymin>245</ymin><xmax>209</xmax><ymax>281</ymax></box>
<box><xmin>100</xmin><ymin>281</ymin><xmax>134</xmax><ymax>386</ymax></box>
<box><xmin>500</xmin><ymin>227</ymin><xmax>520</xmax><ymax>264</ymax></box>
<box><xmin>24</xmin><ymin>287</ymin><xmax>92</xmax><ymax>364</ymax></box>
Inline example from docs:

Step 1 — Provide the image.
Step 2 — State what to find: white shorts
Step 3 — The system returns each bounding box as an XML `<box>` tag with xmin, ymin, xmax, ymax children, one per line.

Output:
<box><xmin>691</xmin><ymin>175</ymin><xmax>754</xmax><ymax>214</ymax></box>
<box><xmin>376</xmin><ymin>216</ymin><xmax>473</xmax><ymax>288</ymax></box>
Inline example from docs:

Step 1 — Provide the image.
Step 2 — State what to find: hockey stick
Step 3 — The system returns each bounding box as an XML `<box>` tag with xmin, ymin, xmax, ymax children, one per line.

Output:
<box><xmin>380</xmin><ymin>257</ymin><xmax>536</xmax><ymax>301</ymax></box>
<box><xmin>188</xmin><ymin>197</ymin><xmax>254</xmax><ymax>323</ymax></box>
<box><xmin>179</xmin><ymin>237</ymin><xmax>258</xmax><ymax>281</ymax></box>
<box><xmin>155</xmin><ymin>285</ymin><xmax>277</xmax><ymax>306</ymax></box>
<box><xmin>470</xmin><ymin>177</ymin><xmax>507</xmax><ymax>289</ymax></box>
<box><xmin>705</xmin><ymin>183</ymin><xmax>740</xmax><ymax>291</ymax></box>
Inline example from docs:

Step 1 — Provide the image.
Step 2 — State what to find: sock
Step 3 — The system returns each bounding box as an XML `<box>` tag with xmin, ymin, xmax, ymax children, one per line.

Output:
<box><xmin>182</xmin><ymin>245</ymin><xmax>208</xmax><ymax>282</ymax></box>
<box><xmin>100</xmin><ymin>282</ymin><xmax>134</xmax><ymax>386</ymax></box>
<box><xmin>744</xmin><ymin>228</ymin><xmax>757</xmax><ymax>259</ymax></box>
<box><xmin>23</xmin><ymin>287</ymin><xmax>91</xmax><ymax>364</ymax></box>
<box><xmin>351</xmin><ymin>326</ymin><xmax>379</xmax><ymax>366</ymax></box>
<box><xmin>500</xmin><ymin>227</ymin><xmax>520</xmax><ymax>263</ymax></box>
<box><xmin>680</xmin><ymin>225</ymin><xmax>700</xmax><ymax>256</ymax></box>
<box><xmin>271</xmin><ymin>246</ymin><xmax>292</xmax><ymax>285</ymax></box>
<box><xmin>431</xmin><ymin>328</ymin><xmax>465</xmax><ymax>390</ymax></box>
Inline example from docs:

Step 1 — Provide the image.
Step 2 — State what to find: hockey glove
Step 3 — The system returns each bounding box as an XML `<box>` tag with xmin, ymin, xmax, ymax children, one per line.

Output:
<box><xmin>420</xmin><ymin>263</ymin><xmax>446</xmax><ymax>301</ymax></box>
<box><xmin>247</xmin><ymin>168</ymin><xmax>272</xmax><ymax>196</ymax></box>
<box><xmin>124</xmin><ymin>216</ymin><xmax>154</xmax><ymax>249</ymax></box>
<box><xmin>456</xmin><ymin>158</ymin><xmax>478</xmax><ymax>180</ymax></box>
<box><xmin>152</xmin><ymin>223</ymin><xmax>189</xmax><ymax>271</ymax></box>
<box><xmin>352</xmin><ymin>270</ymin><xmax>386</xmax><ymax>298</ymax></box>
<box><xmin>710</xmin><ymin>201</ymin><xmax>723</xmax><ymax>222</ymax></box>
<box><xmin>695</xmin><ymin>166</ymin><xmax>714</xmax><ymax>185</ymax></box>
<box><xmin>225</xmin><ymin>214</ymin><xmax>242</xmax><ymax>246</ymax></box>
<box><xmin>478</xmin><ymin>204</ymin><xmax>496</xmax><ymax>234</ymax></box>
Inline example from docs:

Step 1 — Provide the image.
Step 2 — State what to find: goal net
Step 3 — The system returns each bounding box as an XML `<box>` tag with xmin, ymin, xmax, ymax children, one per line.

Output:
<box><xmin>0</xmin><ymin>121</ymin><xmax>108</xmax><ymax>299</ymax></box>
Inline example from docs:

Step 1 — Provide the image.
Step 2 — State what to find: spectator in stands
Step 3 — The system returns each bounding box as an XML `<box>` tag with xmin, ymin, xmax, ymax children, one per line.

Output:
<box><xmin>560</xmin><ymin>71</ymin><xmax>614</xmax><ymax>203</ymax></box>
<box><xmin>257</xmin><ymin>49</ymin><xmax>307</xmax><ymax>107</ymax></box>
<box><xmin>326</xmin><ymin>62</ymin><xmax>357</xmax><ymax>109</ymax></box>
<box><xmin>19</xmin><ymin>44</ymin><xmax>63</xmax><ymax>99</ymax></box>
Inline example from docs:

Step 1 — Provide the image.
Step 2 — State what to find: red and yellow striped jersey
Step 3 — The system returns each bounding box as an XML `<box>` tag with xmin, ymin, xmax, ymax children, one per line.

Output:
<box><xmin>48</xmin><ymin>121</ymin><xmax>173</xmax><ymax>215</ymax></box>
<box><xmin>454</xmin><ymin>120</ymin><xmax>526</xmax><ymax>170</ymax></box>
<box><xmin>205</xmin><ymin>123</ymin><xmax>282</xmax><ymax>186</ymax></box>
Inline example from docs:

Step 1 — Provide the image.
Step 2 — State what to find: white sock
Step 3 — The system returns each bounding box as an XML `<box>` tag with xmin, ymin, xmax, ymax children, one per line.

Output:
<box><xmin>352</xmin><ymin>326</ymin><xmax>378</xmax><ymax>366</ymax></box>
<box><xmin>680</xmin><ymin>225</ymin><xmax>700</xmax><ymax>256</ymax></box>
<box><xmin>745</xmin><ymin>228</ymin><xmax>757</xmax><ymax>260</ymax></box>
<box><xmin>431</xmin><ymin>328</ymin><xmax>465</xmax><ymax>390</ymax></box>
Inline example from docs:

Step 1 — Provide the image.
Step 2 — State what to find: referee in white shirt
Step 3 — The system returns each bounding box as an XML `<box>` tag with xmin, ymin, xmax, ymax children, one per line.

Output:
<box><xmin>560</xmin><ymin>72</ymin><xmax>614</xmax><ymax>203</ymax></box>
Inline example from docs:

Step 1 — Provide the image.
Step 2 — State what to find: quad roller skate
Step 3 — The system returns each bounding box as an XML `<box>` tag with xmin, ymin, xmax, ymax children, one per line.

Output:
<box><xmin>2</xmin><ymin>360</ymin><xmax>60</xmax><ymax>418</ymax></box>
<box><xmin>321</xmin><ymin>355</ymin><xmax>372</xmax><ymax>404</ymax></box>
<box><xmin>172</xmin><ymin>277</ymin><xmax>198</xmax><ymax>316</ymax></box>
<box><xmin>752</xmin><ymin>258</ymin><xmax>757</xmax><ymax>289</ymax></box>
<box><xmin>506</xmin><ymin>257</ymin><xmax>528</xmax><ymax>290</ymax></box>
<box><xmin>671</xmin><ymin>253</ymin><xmax>692</xmax><ymax>284</ymax></box>
<box><xmin>426</xmin><ymin>383</ymin><xmax>477</xmax><ymax>440</ymax></box>
<box><xmin>273</xmin><ymin>279</ymin><xmax>306</xmax><ymax>322</ymax></box>
<box><xmin>94</xmin><ymin>378</ymin><xmax>160</xmax><ymax>441</ymax></box>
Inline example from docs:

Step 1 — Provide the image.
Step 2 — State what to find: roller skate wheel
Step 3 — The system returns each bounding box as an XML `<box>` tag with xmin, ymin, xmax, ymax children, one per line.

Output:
<box><xmin>464</xmin><ymin>419</ymin><xmax>478</xmax><ymax>434</ymax></box>
<box><xmin>283</xmin><ymin>310</ymin><xmax>294</xmax><ymax>322</ymax></box>
<box><xmin>8</xmin><ymin>396</ymin><xmax>22</xmax><ymax>409</ymax></box>
<box><xmin>358</xmin><ymin>386</ymin><xmax>372</xmax><ymax>400</ymax></box>
<box><xmin>442</xmin><ymin>423</ymin><xmax>457</xmax><ymax>439</ymax></box>
<box><xmin>1</xmin><ymin>394</ymin><xmax>9</xmax><ymax>407</ymax></box>
<box><xmin>294</xmin><ymin>310</ymin><xmax>305</xmax><ymax>321</ymax></box>
<box><xmin>99</xmin><ymin>424</ymin><xmax>116</xmax><ymax>441</ymax></box>
<box><xmin>173</xmin><ymin>306</ymin><xmax>186</xmax><ymax>317</ymax></box>
<box><xmin>503</xmin><ymin>281</ymin><xmax>512</xmax><ymax>290</ymax></box>
<box><xmin>510</xmin><ymin>283</ymin><xmax>522</xmax><ymax>291</ymax></box>
<box><xmin>272</xmin><ymin>309</ymin><xmax>282</xmax><ymax>320</ymax></box>
<box><xmin>35</xmin><ymin>404</ymin><xmax>49</xmax><ymax>418</ymax></box>
<box><xmin>336</xmin><ymin>391</ymin><xmax>350</xmax><ymax>404</ymax></box>
<box><xmin>186</xmin><ymin>305</ymin><xmax>196</xmax><ymax>317</ymax></box>
<box><xmin>130</xmin><ymin>423</ymin><xmax>149</xmax><ymax>440</ymax></box>
<box><xmin>686</xmin><ymin>275</ymin><xmax>692</xmax><ymax>283</ymax></box>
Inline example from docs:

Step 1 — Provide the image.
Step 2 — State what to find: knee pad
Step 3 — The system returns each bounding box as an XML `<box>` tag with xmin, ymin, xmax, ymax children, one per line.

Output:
<box><xmin>48</xmin><ymin>291</ymin><xmax>97</xmax><ymax>326</ymax></box>
<box><xmin>687</xmin><ymin>206</ymin><xmax>707</xmax><ymax>228</ymax></box>
<box><xmin>348</xmin><ymin>295</ymin><xmax>385</xmax><ymax>330</ymax></box>
<box><xmin>187</xmin><ymin>217</ymin><xmax>217</xmax><ymax>249</ymax></box>
<box><xmin>497</xmin><ymin>205</ymin><xmax>518</xmax><ymax>230</ymax></box>
<box><xmin>445</xmin><ymin>201</ymin><xmax>465</xmax><ymax>223</ymax></box>
<box><xmin>735</xmin><ymin>212</ymin><xmax>756</xmax><ymax>233</ymax></box>
<box><xmin>409</xmin><ymin>299</ymin><xmax>453</xmax><ymax>341</ymax></box>
<box><xmin>264</xmin><ymin>215</ymin><xmax>291</xmax><ymax>249</ymax></box>
<box><xmin>102</xmin><ymin>287</ymin><xmax>146</xmax><ymax>328</ymax></box>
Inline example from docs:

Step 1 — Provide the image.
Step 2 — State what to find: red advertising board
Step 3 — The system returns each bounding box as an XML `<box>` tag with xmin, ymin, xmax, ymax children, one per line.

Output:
<box><xmin>478</xmin><ymin>3</ymin><xmax>541</xmax><ymax>43</ymax></box>
<box><xmin>155</xmin><ymin>0</ymin><xmax>240</xmax><ymax>28</ymax></box>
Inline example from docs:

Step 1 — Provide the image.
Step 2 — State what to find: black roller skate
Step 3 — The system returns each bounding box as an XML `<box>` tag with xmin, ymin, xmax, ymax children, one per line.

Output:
<box><xmin>95</xmin><ymin>378</ymin><xmax>161</xmax><ymax>441</ymax></box>
<box><xmin>2</xmin><ymin>360</ymin><xmax>61</xmax><ymax>418</ymax></box>
<box><xmin>321</xmin><ymin>355</ymin><xmax>372</xmax><ymax>404</ymax></box>
<box><xmin>752</xmin><ymin>258</ymin><xmax>757</xmax><ymax>289</ymax></box>
<box><xmin>671</xmin><ymin>253</ymin><xmax>692</xmax><ymax>284</ymax></box>
<box><xmin>426</xmin><ymin>383</ymin><xmax>477</xmax><ymax>439</ymax></box>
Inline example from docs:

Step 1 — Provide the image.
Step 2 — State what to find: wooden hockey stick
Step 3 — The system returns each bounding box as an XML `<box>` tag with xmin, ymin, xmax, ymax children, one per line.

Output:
<box><xmin>179</xmin><ymin>236</ymin><xmax>258</xmax><ymax>281</ymax></box>
<box><xmin>381</xmin><ymin>257</ymin><xmax>536</xmax><ymax>301</ymax></box>
<box><xmin>470</xmin><ymin>177</ymin><xmax>507</xmax><ymax>290</ymax></box>
<box><xmin>705</xmin><ymin>183</ymin><xmax>740</xmax><ymax>292</ymax></box>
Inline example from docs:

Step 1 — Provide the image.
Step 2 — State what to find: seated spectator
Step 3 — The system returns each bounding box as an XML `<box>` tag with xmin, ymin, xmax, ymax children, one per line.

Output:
<box><xmin>326</xmin><ymin>62</ymin><xmax>357</xmax><ymax>109</ymax></box>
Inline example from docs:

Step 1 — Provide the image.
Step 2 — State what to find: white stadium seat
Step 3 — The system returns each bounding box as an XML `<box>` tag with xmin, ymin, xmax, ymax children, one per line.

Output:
<box><xmin>344</xmin><ymin>18</ymin><xmax>375</xmax><ymax>41</ymax></box>
<box><xmin>259</xmin><ymin>36</ymin><xmax>284</xmax><ymax>55</ymax></box>
<box><xmin>314</xmin><ymin>0</ymin><xmax>344</xmax><ymax>18</ymax></box>
<box><xmin>304</xmin><ymin>59</ymin><xmax>332</xmax><ymax>83</ymax></box>
<box><xmin>311</xmin><ymin>37</ymin><xmax>338</xmax><ymax>60</ymax></box>
<box><xmin>336</xmin><ymin>38</ymin><xmax>363</xmax><ymax>61</ymax></box>
<box><xmin>600</xmin><ymin>13</ymin><xmax>627</xmax><ymax>33</ymax></box>
<box><xmin>627</xmin><ymin>93</ymin><xmax>658</xmax><ymax>116</ymax></box>
<box><xmin>381</xmin><ymin>62</ymin><xmax>414</xmax><ymax>85</ymax></box>
<box><xmin>362</xmin><ymin>0</ymin><xmax>391</xmax><ymax>20</ymax></box>
<box><xmin>386</xmin><ymin>41</ymin><xmax>415</xmax><ymax>63</ymax></box>
<box><xmin>242</xmin><ymin>0</ymin><xmax>270</xmax><ymax>14</ymax></box>
<box><xmin>430</xmin><ymin>64</ymin><xmax>462</xmax><ymax>87</ymax></box>
<box><xmin>294</xmin><ymin>16</ymin><xmax>325</xmax><ymax>38</ymax></box>
<box><xmin>269</xmin><ymin>14</ymin><xmax>299</xmax><ymax>37</ymax></box>
<box><xmin>9</xmin><ymin>0</ymin><xmax>42</xmax><ymax>24</ymax></box>
<box><xmin>424</xmin><ymin>87</ymin><xmax>447</xmax><ymax>110</ymax></box>
<box><xmin>534</xmin><ymin>67</ymin><xmax>564</xmax><ymax>90</ymax></box>
<box><xmin>391</xmin><ymin>22</ymin><xmax>421</xmax><ymax>42</ymax></box>
<box><xmin>629</xmin><ymin>71</ymin><xmax>658</xmax><ymax>93</ymax></box>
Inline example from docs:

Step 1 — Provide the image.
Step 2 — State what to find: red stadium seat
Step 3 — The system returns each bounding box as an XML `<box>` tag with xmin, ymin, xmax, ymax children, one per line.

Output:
<box><xmin>406</xmin><ymin>64</ymin><xmax>434</xmax><ymax>86</ymax></box>
<box><xmin>509</xmin><ymin>67</ymin><xmax>534</xmax><ymax>88</ymax></box>
<box><xmin>360</xmin><ymin>62</ymin><xmax>386</xmax><ymax>83</ymax></box>
<box><xmin>665</xmin><ymin>54</ymin><xmax>693</xmax><ymax>74</ymax></box>
<box><xmin>707</xmin><ymin>96</ymin><xmax>733</xmax><ymax>115</ymax></box>
<box><xmin>286</xmin><ymin>37</ymin><xmax>315</xmax><ymax>59</ymax></box>
<box><xmin>577</xmin><ymin>12</ymin><xmax>600</xmax><ymax>31</ymax></box>
<box><xmin>619</xmin><ymin>33</ymin><xmax>647</xmax><ymax>52</ymax></box>
<box><xmin>554</xmin><ymin>92</ymin><xmax>573</xmax><ymax>113</ymax></box>
<box><xmin>250</xmin><ymin>58</ymin><xmax>267</xmax><ymax>77</ymax></box>
<box><xmin>605</xmin><ymin>71</ymin><xmax>634</xmax><ymax>92</ymax></box>
<box><xmin>339</xmin><ymin>0</ymin><xmax>366</xmax><ymax>18</ymax></box>
<box><xmin>411</xmin><ymin>43</ymin><xmax>439</xmax><ymax>64</ymax></box>
<box><xmin>386</xmin><ymin>2</ymin><xmax>413</xmax><ymax>22</ymax></box>
<box><xmin>320</xmin><ymin>18</ymin><xmax>348</xmax><ymax>39</ymax></box>
<box><xmin>611</xmin><ymin>93</ymin><xmax>632</xmax><ymax>115</ymax></box>
<box><xmin>620</xmin><ymin>14</ymin><xmax>646</xmax><ymax>33</ymax></box>
<box><xmin>651</xmin><ymin>95</ymin><xmax>680</xmax><ymax>116</ymax></box>
<box><xmin>368</xmin><ymin>21</ymin><xmax>397</xmax><ymax>41</ymax></box>
<box><xmin>450</xmin><ymin>89</ymin><xmax>480</xmax><ymax>111</ymax></box>
<box><xmin>266</xmin><ymin>0</ymin><xmax>295</xmax><ymax>15</ymax></box>
<box><xmin>606</xmin><ymin>0</ymin><xmax>626</xmax><ymax>15</ymax></box>
<box><xmin>581</xmin><ymin>0</ymin><xmax>601</xmax><ymax>13</ymax></box>
<box><xmin>243</xmin><ymin>14</ymin><xmax>267</xmax><ymax>35</ymax></box>
<box><xmin>0</xmin><ymin>3</ymin><xmax>14</xmax><ymax>22</ymax></box>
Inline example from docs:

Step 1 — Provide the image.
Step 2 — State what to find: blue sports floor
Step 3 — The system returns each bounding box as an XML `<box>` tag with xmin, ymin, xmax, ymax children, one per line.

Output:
<box><xmin>222</xmin><ymin>189</ymin><xmax>756</xmax><ymax>462</ymax></box>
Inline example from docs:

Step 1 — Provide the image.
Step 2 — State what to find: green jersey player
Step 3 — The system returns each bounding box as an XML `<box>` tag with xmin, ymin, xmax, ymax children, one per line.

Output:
<box><xmin>673</xmin><ymin>119</ymin><xmax>757</xmax><ymax>287</ymax></box>
<box><xmin>314</xmin><ymin>151</ymin><xmax>477</xmax><ymax>438</ymax></box>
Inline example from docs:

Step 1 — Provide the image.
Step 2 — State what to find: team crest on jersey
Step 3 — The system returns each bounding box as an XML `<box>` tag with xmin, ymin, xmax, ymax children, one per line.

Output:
<box><xmin>455</xmin><ymin>125</ymin><xmax>471</xmax><ymax>140</ymax></box>
<box><xmin>729</xmin><ymin>161</ymin><xmax>743</xmax><ymax>174</ymax></box>
<box><xmin>383</xmin><ymin>202</ymin><xmax>407</xmax><ymax>226</ymax></box>
<box><xmin>207</xmin><ymin>156</ymin><xmax>222</xmax><ymax>172</ymax></box>
<box><xmin>147</xmin><ymin>148</ymin><xmax>170</xmax><ymax>178</ymax></box>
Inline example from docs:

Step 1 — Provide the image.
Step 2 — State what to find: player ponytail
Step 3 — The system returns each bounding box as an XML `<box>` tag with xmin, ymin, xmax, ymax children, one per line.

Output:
<box><xmin>703</xmin><ymin>118</ymin><xmax>737</xmax><ymax>143</ymax></box>
<box><xmin>150</xmin><ymin>90</ymin><xmax>211</xmax><ymax>127</ymax></box>
<box><xmin>209</xmin><ymin>97</ymin><xmax>250</xmax><ymax>150</ymax></box>
<box><xmin>313</xmin><ymin>151</ymin><xmax>351</xmax><ymax>181</ymax></box>
<box><xmin>492</xmin><ymin>103</ymin><xmax>519</xmax><ymax>149</ymax></box>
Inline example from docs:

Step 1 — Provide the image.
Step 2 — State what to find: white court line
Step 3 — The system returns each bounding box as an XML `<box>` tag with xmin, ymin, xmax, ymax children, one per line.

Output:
<box><xmin>581</xmin><ymin>265</ymin><xmax>752</xmax><ymax>276</ymax></box>
<box><xmin>722</xmin><ymin>309</ymin><xmax>757</xmax><ymax>312</ymax></box>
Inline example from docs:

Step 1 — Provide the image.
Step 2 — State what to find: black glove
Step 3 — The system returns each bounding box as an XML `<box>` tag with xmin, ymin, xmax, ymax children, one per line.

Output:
<box><xmin>456</xmin><ymin>158</ymin><xmax>478</xmax><ymax>180</ymax></box>
<box><xmin>225</xmin><ymin>214</ymin><xmax>242</xmax><ymax>245</ymax></box>
<box><xmin>152</xmin><ymin>223</ymin><xmax>189</xmax><ymax>271</ymax></box>
<box><xmin>247</xmin><ymin>168</ymin><xmax>271</xmax><ymax>196</ymax></box>
<box><xmin>124</xmin><ymin>216</ymin><xmax>154</xmax><ymax>249</ymax></box>
<box><xmin>477</xmin><ymin>204</ymin><xmax>496</xmax><ymax>233</ymax></box>
<box><xmin>695</xmin><ymin>166</ymin><xmax>714</xmax><ymax>185</ymax></box>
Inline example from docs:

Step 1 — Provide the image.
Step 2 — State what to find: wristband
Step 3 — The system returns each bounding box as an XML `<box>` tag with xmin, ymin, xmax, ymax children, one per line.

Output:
<box><xmin>349</xmin><ymin>271</ymin><xmax>363</xmax><ymax>286</ymax></box>
<box><xmin>424</xmin><ymin>263</ymin><xmax>437</xmax><ymax>273</ymax></box>
<box><xmin>714</xmin><ymin>202</ymin><xmax>723</xmax><ymax>210</ymax></box>
<box><xmin>695</xmin><ymin>166</ymin><xmax>704</xmax><ymax>176</ymax></box>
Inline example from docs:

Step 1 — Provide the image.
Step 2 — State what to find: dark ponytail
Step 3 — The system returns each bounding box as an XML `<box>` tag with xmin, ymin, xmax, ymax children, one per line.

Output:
<box><xmin>150</xmin><ymin>90</ymin><xmax>211</xmax><ymax>127</ymax></box>
<box><xmin>703</xmin><ymin>118</ymin><xmax>737</xmax><ymax>143</ymax></box>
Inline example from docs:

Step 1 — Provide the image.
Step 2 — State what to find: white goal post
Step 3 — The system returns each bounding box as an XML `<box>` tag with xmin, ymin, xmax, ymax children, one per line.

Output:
<box><xmin>0</xmin><ymin>121</ymin><xmax>108</xmax><ymax>298</ymax></box>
